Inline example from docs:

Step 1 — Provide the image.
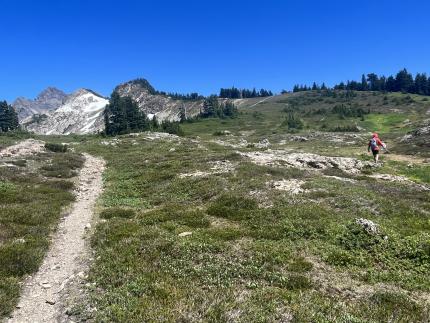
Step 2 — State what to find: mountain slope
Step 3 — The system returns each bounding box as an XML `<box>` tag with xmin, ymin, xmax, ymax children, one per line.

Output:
<box><xmin>24</xmin><ymin>89</ymin><xmax>108</xmax><ymax>135</ymax></box>
<box><xmin>13</xmin><ymin>87</ymin><xmax>67</xmax><ymax>121</ymax></box>
<box><xmin>114</xmin><ymin>79</ymin><xmax>203</xmax><ymax>121</ymax></box>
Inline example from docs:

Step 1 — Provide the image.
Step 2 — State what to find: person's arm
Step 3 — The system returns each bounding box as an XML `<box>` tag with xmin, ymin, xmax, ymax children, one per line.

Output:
<box><xmin>368</xmin><ymin>141</ymin><xmax>371</xmax><ymax>152</ymax></box>
<box><xmin>377</xmin><ymin>138</ymin><xmax>384</xmax><ymax>148</ymax></box>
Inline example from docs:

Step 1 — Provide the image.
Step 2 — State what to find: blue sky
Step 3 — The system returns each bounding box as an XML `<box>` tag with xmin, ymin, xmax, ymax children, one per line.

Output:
<box><xmin>1</xmin><ymin>0</ymin><xmax>429</xmax><ymax>101</ymax></box>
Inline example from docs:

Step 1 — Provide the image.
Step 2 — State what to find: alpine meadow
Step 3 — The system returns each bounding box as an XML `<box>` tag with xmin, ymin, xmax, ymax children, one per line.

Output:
<box><xmin>1</xmin><ymin>1</ymin><xmax>430</xmax><ymax>322</ymax></box>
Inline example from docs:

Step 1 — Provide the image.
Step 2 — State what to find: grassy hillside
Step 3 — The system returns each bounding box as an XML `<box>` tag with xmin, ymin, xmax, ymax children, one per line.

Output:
<box><xmin>1</xmin><ymin>90</ymin><xmax>429</xmax><ymax>321</ymax></box>
<box><xmin>64</xmin><ymin>91</ymin><xmax>429</xmax><ymax>321</ymax></box>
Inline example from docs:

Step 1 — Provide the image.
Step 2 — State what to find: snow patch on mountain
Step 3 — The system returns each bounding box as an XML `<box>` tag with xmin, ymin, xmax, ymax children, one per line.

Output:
<box><xmin>24</xmin><ymin>89</ymin><xmax>108</xmax><ymax>135</ymax></box>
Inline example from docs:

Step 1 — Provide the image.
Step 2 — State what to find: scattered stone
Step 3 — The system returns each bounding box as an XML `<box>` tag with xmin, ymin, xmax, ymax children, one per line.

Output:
<box><xmin>255</xmin><ymin>138</ymin><xmax>271</xmax><ymax>149</ymax></box>
<box><xmin>269</xmin><ymin>179</ymin><xmax>305</xmax><ymax>195</ymax></box>
<box><xmin>0</xmin><ymin>139</ymin><xmax>45</xmax><ymax>158</ymax></box>
<box><xmin>324</xmin><ymin>175</ymin><xmax>357</xmax><ymax>183</ymax></box>
<box><xmin>179</xmin><ymin>160</ymin><xmax>236</xmax><ymax>178</ymax></box>
<box><xmin>41</xmin><ymin>283</ymin><xmax>52</xmax><ymax>289</ymax></box>
<box><xmin>178</xmin><ymin>232</ymin><xmax>192</xmax><ymax>237</ymax></box>
<box><xmin>85</xmin><ymin>223</ymin><xmax>91</xmax><ymax>230</ymax></box>
<box><xmin>401</xmin><ymin>119</ymin><xmax>430</xmax><ymax>142</ymax></box>
<box><xmin>144</xmin><ymin>132</ymin><xmax>180</xmax><ymax>141</ymax></box>
<box><xmin>45</xmin><ymin>300</ymin><xmax>56</xmax><ymax>305</ymax></box>
<box><xmin>211</xmin><ymin>138</ymin><xmax>248</xmax><ymax>148</ymax></box>
<box><xmin>240</xmin><ymin>150</ymin><xmax>370</xmax><ymax>174</ymax></box>
<box><xmin>169</xmin><ymin>148</ymin><xmax>176</xmax><ymax>152</ymax></box>
<box><xmin>290</xmin><ymin>136</ymin><xmax>308</xmax><ymax>142</ymax></box>
<box><xmin>355</xmin><ymin>218</ymin><xmax>379</xmax><ymax>235</ymax></box>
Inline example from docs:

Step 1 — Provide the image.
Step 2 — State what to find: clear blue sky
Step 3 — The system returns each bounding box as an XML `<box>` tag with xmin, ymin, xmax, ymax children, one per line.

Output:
<box><xmin>1</xmin><ymin>0</ymin><xmax>429</xmax><ymax>102</ymax></box>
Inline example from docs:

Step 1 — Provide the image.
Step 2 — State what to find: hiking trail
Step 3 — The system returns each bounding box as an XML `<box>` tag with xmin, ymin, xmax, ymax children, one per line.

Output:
<box><xmin>8</xmin><ymin>153</ymin><xmax>105</xmax><ymax>323</ymax></box>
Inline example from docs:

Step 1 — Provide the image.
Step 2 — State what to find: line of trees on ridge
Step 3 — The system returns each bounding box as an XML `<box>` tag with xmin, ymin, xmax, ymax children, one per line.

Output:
<box><xmin>292</xmin><ymin>68</ymin><xmax>430</xmax><ymax>95</ymax></box>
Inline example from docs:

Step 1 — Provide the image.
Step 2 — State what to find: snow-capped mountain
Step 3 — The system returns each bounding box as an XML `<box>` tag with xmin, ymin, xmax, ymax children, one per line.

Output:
<box><xmin>17</xmin><ymin>78</ymin><xmax>203</xmax><ymax>135</ymax></box>
<box><xmin>114</xmin><ymin>79</ymin><xmax>203</xmax><ymax>121</ymax></box>
<box><xmin>24</xmin><ymin>89</ymin><xmax>108</xmax><ymax>135</ymax></box>
<box><xmin>13</xmin><ymin>87</ymin><xmax>68</xmax><ymax>120</ymax></box>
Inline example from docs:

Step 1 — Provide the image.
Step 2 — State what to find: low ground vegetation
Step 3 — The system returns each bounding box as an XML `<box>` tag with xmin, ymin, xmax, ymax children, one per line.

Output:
<box><xmin>0</xmin><ymin>146</ymin><xmax>84</xmax><ymax>317</ymax></box>
<box><xmin>2</xmin><ymin>90</ymin><xmax>430</xmax><ymax>321</ymax></box>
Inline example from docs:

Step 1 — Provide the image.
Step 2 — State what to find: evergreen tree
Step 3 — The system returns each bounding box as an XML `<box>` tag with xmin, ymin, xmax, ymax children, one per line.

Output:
<box><xmin>427</xmin><ymin>77</ymin><xmax>430</xmax><ymax>95</ymax></box>
<box><xmin>150</xmin><ymin>116</ymin><xmax>159</xmax><ymax>130</ymax></box>
<box><xmin>222</xmin><ymin>101</ymin><xmax>238</xmax><ymax>117</ymax></box>
<box><xmin>0</xmin><ymin>101</ymin><xmax>19</xmax><ymax>132</ymax></box>
<box><xmin>386</xmin><ymin>76</ymin><xmax>396</xmax><ymax>92</ymax></box>
<box><xmin>395</xmin><ymin>68</ymin><xmax>414</xmax><ymax>92</ymax></box>
<box><xmin>104</xmin><ymin>92</ymin><xmax>149</xmax><ymax>136</ymax></box>
<box><xmin>361</xmin><ymin>74</ymin><xmax>368</xmax><ymax>90</ymax></box>
<box><xmin>414</xmin><ymin>73</ymin><xmax>428</xmax><ymax>95</ymax></box>
<box><xmin>367</xmin><ymin>73</ymin><xmax>380</xmax><ymax>91</ymax></box>
<box><xmin>202</xmin><ymin>96</ymin><xmax>219</xmax><ymax>117</ymax></box>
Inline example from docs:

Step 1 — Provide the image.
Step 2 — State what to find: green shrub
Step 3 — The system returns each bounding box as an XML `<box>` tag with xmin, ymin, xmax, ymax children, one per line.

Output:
<box><xmin>281</xmin><ymin>113</ymin><xmax>304</xmax><ymax>130</ymax></box>
<box><xmin>100</xmin><ymin>208</ymin><xmax>136</xmax><ymax>219</ymax></box>
<box><xmin>283</xmin><ymin>274</ymin><xmax>312</xmax><ymax>290</ymax></box>
<box><xmin>207</xmin><ymin>194</ymin><xmax>257</xmax><ymax>221</ymax></box>
<box><xmin>287</xmin><ymin>257</ymin><xmax>313</xmax><ymax>272</ymax></box>
<box><xmin>45</xmin><ymin>143</ymin><xmax>68</xmax><ymax>153</ymax></box>
<box><xmin>329</xmin><ymin>124</ymin><xmax>360</xmax><ymax>132</ymax></box>
<box><xmin>338</xmin><ymin>221</ymin><xmax>385</xmax><ymax>251</ymax></box>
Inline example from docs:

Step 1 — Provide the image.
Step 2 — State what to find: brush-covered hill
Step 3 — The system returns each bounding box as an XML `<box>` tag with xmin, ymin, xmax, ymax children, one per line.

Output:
<box><xmin>210</xmin><ymin>90</ymin><xmax>430</xmax><ymax>158</ymax></box>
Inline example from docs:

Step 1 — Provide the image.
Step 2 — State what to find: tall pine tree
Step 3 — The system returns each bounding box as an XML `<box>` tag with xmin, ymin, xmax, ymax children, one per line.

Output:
<box><xmin>0</xmin><ymin>101</ymin><xmax>19</xmax><ymax>132</ymax></box>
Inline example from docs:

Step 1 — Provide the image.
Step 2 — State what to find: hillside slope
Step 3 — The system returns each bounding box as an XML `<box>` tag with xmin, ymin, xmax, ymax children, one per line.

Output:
<box><xmin>115</xmin><ymin>79</ymin><xmax>203</xmax><ymax>121</ymax></box>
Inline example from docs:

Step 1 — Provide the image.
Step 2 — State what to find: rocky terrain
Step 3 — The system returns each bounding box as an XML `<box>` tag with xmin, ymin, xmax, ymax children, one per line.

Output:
<box><xmin>14</xmin><ymin>78</ymin><xmax>204</xmax><ymax>135</ymax></box>
<box><xmin>23</xmin><ymin>89</ymin><xmax>108</xmax><ymax>135</ymax></box>
<box><xmin>401</xmin><ymin>119</ymin><xmax>430</xmax><ymax>146</ymax></box>
<box><xmin>13</xmin><ymin>87</ymin><xmax>67</xmax><ymax>120</ymax></box>
<box><xmin>114</xmin><ymin>79</ymin><xmax>203</xmax><ymax>121</ymax></box>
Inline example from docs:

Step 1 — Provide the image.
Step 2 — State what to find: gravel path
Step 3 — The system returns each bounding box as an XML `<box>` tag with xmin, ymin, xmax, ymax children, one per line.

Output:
<box><xmin>8</xmin><ymin>153</ymin><xmax>105</xmax><ymax>323</ymax></box>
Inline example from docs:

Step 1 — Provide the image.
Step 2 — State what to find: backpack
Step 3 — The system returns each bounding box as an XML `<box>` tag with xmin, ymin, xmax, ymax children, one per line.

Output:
<box><xmin>370</xmin><ymin>138</ymin><xmax>378</xmax><ymax>150</ymax></box>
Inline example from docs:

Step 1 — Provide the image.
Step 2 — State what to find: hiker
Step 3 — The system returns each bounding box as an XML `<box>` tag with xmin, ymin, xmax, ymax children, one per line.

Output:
<box><xmin>368</xmin><ymin>133</ymin><xmax>386</xmax><ymax>163</ymax></box>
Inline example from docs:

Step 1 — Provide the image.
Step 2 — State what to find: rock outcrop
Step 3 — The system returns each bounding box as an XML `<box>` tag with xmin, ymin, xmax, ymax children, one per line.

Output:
<box><xmin>114</xmin><ymin>79</ymin><xmax>203</xmax><ymax>122</ymax></box>
<box><xmin>240</xmin><ymin>150</ymin><xmax>370</xmax><ymax>174</ymax></box>
<box><xmin>401</xmin><ymin>119</ymin><xmax>430</xmax><ymax>146</ymax></box>
<box><xmin>13</xmin><ymin>87</ymin><xmax>68</xmax><ymax>121</ymax></box>
<box><xmin>23</xmin><ymin>89</ymin><xmax>108</xmax><ymax>135</ymax></box>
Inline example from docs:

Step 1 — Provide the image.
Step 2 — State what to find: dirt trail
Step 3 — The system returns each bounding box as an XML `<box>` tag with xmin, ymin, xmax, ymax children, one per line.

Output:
<box><xmin>8</xmin><ymin>153</ymin><xmax>105</xmax><ymax>323</ymax></box>
<box><xmin>384</xmin><ymin>153</ymin><xmax>428</xmax><ymax>164</ymax></box>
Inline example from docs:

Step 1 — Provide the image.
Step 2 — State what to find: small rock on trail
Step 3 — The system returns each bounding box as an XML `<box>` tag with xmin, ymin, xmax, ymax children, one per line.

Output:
<box><xmin>8</xmin><ymin>153</ymin><xmax>105</xmax><ymax>323</ymax></box>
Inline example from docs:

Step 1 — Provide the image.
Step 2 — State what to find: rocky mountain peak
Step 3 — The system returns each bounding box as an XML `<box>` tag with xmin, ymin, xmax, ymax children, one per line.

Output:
<box><xmin>35</xmin><ymin>87</ymin><xmax>67</xmax><ymax>103</ymax></box>
<box><xmin>13</xmin><ymin>87</ymin><xmax>68</xmax><ymax>121</ymax></box>
<box><xmin>115</xmin><ymin>78</ymin><xmax>156</xmax><ymax>96</ymax></box>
